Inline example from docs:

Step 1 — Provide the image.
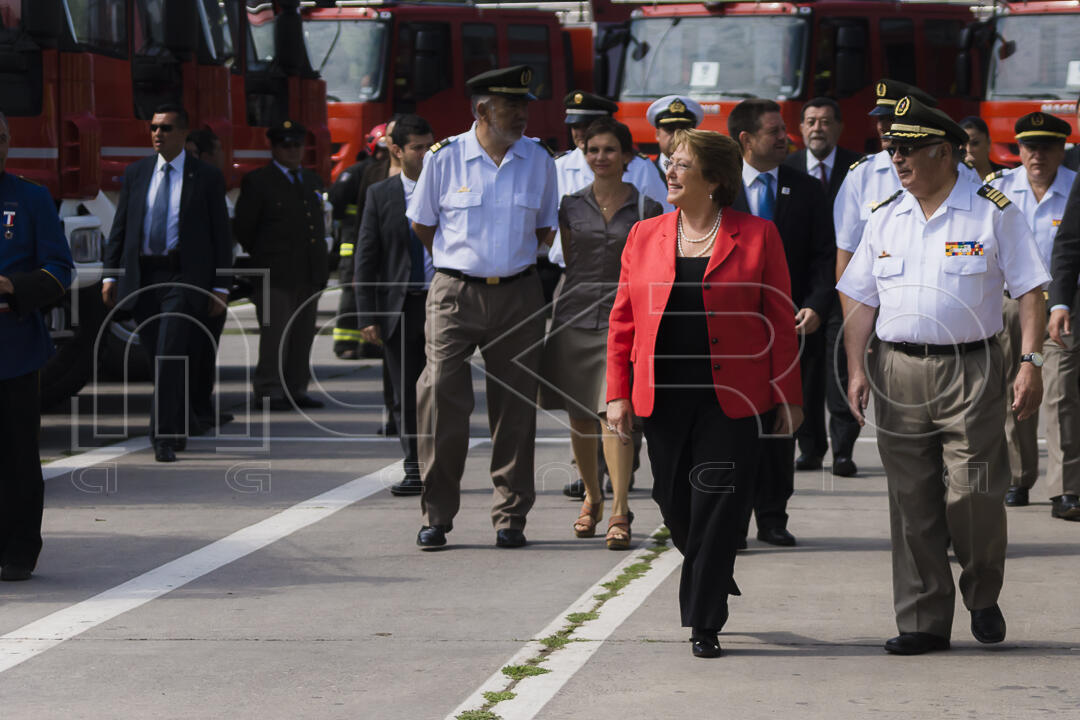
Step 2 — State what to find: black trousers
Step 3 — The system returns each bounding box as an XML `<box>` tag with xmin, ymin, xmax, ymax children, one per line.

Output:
<box><xmin>824</xmin><ymin>303</ymin><xmax>860</xmax><ymax>460</ymax></box>
<box><xmin>0</xmin><ymin>370</ymin><xmax>44</xmax><ymax>570</ymax></box>
<box><xmin>190</xmin><ymin>308</ymin><xmax>226</xmax><ymax>424</ymax></box>
<box><xmin>384</xmin><ymin>292</ymin><xmax>427</xmax><ymax>478</ymax></box>
<box><xmin>644</xmin><ymin>390</ymin><xmax>767</xmax><ymax>629</ymax></box>
<box><xmin>253</xmin><ymin>282</ymin><xmax>318</xmax><ymax>400</ymax></box>
<box><xmin>748</xmin><ymin>436</ymin><xmax>796</xmax><ymax>533</ymax></box>
<box><xmin>133</xmin><ymin>267</ymin><xmax>199</xmax><ymax>444</ymax></box>
<box><xmin>795</xmin><ymin>327</ymin><xmax>828</xmax><ymax>459</ymax></box>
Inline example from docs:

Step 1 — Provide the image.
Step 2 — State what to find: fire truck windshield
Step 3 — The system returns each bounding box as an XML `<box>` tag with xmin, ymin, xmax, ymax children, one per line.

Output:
<box><xmin>620</xmin><ymin>16</ymin><xmax>808</xmax><ymax>101</ymax></box>
<box><xmin>988</xmin><ymin>14</ymin><xmax>1080</xmax><ymax>100</ymax></box>
<box><xmin>62</xmin><ymin>0</ymin><xmax>127</xmax><ymax>57</ymax></box>
<box><xmin>304</xmin><ymin>19</ymin><xmax>388</xmax><ymax>102</ymax></box>
<box><xmin>198</xmin><ymin>0</ymin><xmax>234</xmax><ymax>65</ymax></box>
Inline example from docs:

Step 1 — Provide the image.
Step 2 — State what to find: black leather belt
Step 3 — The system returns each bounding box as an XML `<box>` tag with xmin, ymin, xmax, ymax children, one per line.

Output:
<box><xmin>889</xmin><ymin>338</ymin><xmax>995</xmax><ymax>357</ymax></box>
<box><xmin>436</xmin><ymin>267</ymin><xmax>534</xmax><ymax>285</ymax></box>
<box><xmin>139</xmin><ymin>252</ymin><xmax>181</xmax><ymax>271</ymax></box>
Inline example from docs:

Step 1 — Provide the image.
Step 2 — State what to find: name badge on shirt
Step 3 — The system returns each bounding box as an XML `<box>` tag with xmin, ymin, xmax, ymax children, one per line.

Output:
<box><xmin>945</xmin><ymin>241</ymin><xmax>984</xmax><ymax>257</ymax></box>
<box><xmin>1053</xmin><ymin>218</ymin><xmax>1062</xmax><ymax>227</ymax></box>
<box><xmin>780</xmin><ymin>186</ymin><xmax>791</xmax><ymax>195</ymax></box>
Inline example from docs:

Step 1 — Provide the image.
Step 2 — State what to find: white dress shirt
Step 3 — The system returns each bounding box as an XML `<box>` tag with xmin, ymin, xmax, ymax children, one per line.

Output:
<box><xmin>400</xmin><ymin>173</ymin><xmax>435</xmax><ymax>288</ymax></box>
<box><xmin>837</xmin><ymin>174</ymin><xmax>1049</xmax><ymax>344</ymax></box>
<box><xmin>805</xmin><ymin>146</ymin><xmax>837</xmax><ymax>186</ymax></box>
<box><xmin>741</xmin><ymin>163</ymin><xmax>779</xmax><ymax>218</ymax></box>
<box><xmin>142</xmin><ymin>150</ymin><xmax>185</xmax><ymax>255</ymax></box>
<box><xmin>989</xmin><ymin>165</ymin><xmax>1076</xmax><ymax>272</ymax></box>
<box><xmin>407</xmin><ymin>123</ymin><xmax>558</xmax><ymax>277</ymax></box>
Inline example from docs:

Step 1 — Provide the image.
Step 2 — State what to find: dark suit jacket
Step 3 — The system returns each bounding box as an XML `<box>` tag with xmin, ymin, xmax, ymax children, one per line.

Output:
<box><xmin>1064</xmin><ymin>146</ymin><xmax>1080</xmax><ymax>174</ymax></box>
<box><xmin>103</xmin><ymin>153</ymin><xmax>231</xmax><ymax>300</ymax></box>
<box><xmin>234</xmin><ymin>163</ymin><xmax>328</xmax><ymax>289</ymax></box>
<box><xmin>354</xmin><ymin>175</ymin><xmax>415</xmax><ymax>338</ymax></box>
<box><xmin>782</xmin><ymin>146</ymin><xmax>863</xmax><ymax>203</ymax></box>
<box><xmin>733</xmin><ymin>163</ymin><xmax>836</xmax><ymax>320</ymax></box>
<box><xmin>1049</xmin><ymin>170</ymin><xmax>1080</xmax><ymax>307</ymax></box>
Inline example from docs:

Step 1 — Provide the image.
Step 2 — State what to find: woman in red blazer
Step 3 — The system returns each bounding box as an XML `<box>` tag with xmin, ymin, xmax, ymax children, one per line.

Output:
<box><xmin>606</xmin><ymin>130</ymin><xmax>803</xmax><ymax>658</ymax></box>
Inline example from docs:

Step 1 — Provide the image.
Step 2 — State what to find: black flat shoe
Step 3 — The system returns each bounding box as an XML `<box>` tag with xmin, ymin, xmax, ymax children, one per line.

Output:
<box><xmin>0</xmin><ymin>565</ymin><xmax>32</xmax><ymax>581</ymax></box>
<box><xmin>154</xmin><ymin>444</ymin><xmax>177</xmax><ymax>463</ymax></box>
<box><xmin>971</xmin><ymin>604</ymin><xmax>1006</xmax><ymax>644</ymax></box>
<box><xmin>690</xmin><ymin>629</ymin><xmax>722</xmax><ymax>658</ymax></box>
<box><xmin>495</xmin><ymin>528</ymin><xmax>527</xmax><ymax>548</ymax></box>
<box><xmin>795</xmin><ymin>453</ymin><xmax>823</xmax><ymax>471</ymax></box>
<box><xmin>563</xmin><ymin>478</ymin><xmax>585</xmax><ymax>499</ymax></box>
<box><xmin>884</xmin><ymin>632</ymin><xmax>950</xmax><ymax>655</ymax></box>
<box><xmin>756</xmin><ymin>527</ymin><xmax>796</xmax><ymax>547</ymax></box>
<box><xmin>416</xmin><ymin>525</ymin><xmax>447</xmax><ymax>549</ymax></box>
<box><xmin>390</xmin><ymin>478</ymin><xmax>423</xmax><ymax>496</ymax></box>
<box><xmin>832</xmin><ymin>456</ymin><xmax>857</xmax><ymax>477</ymax></box>
<box><xmin>1051</xmin><ymin>494</ymin><xmax>1080</xmax><ymax>520</ymax></box>
<box><xmin>293</xmin><ymin>395</ymin><xmax>324</xmax><ymax>409</ymax></box>
<box><xmin>1004</xmin><ymin>486</ymin><xmax>1028</xmax><ymax>507</ymax></box>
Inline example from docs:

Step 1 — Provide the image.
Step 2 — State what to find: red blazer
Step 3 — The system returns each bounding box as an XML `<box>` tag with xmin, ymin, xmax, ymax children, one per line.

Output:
<box><xmin>606</xmin><ymin>209</ymin><xmax>802</xmax><ymax>419</ymax></box>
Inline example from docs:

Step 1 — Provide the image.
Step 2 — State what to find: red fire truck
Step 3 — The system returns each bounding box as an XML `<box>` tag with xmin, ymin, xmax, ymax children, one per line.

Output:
<box><xmin>298</xmin><ymin>0</ymin><xmax>578</xmax><ymax>180</ymax></box>
<box><xmin>599</xmin><ymin>0</ymin><xmax>980</xmax><ymax>156</ymax></box>
<box><xmin>957</xmin><ymin>0</ymin><xmax>1080</xmax><ymax>166</ymax></box>
<box><xmin>0</xmin><ymin>0</ymin><xmax>331</xmax><ymax>405</ymax></box>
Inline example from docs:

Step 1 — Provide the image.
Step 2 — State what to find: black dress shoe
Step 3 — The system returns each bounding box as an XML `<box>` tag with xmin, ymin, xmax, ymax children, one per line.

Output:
<box><xmin>832</xmin><ymin>456</ymin><xmax>857</xmax><ymax>477</ymax></box>
<box><xmin>563</xmin><ymin>478</ymin><xmax>585</xmax><ymax>499</ymax></box>
<box><xmin>690</xmin><ymin>628</ymin><xmax>722</xmax><ymax>658</ymax></box>
<box><xmin>1051</xmin><ymin>494</ymin><xmax>1080</xmax><ymax>520</ymax></box>
<box><xmin>390</xmin><ymin>478</ymin><xmax>423</xmax><ymax>496</ymax></box>
<box><xmin>970</xmin><ymin>604</ymin><xmax>1006</xmax><ymax>644</ymax></box>
<box><xmin>1</xmin><ymin>565</ymin><xmax>32</xmax><ymax>581</ymax></box>
<box><xmin>884</xmin><ymin>632</ymin><xmax>950</xmax><ymax>655</ymax></box>
<box><xmin>756</xmin><ymin>527</ymin><xmax>796</xmax><ymax>546</ymax></box>
<box><xmin>154</xmin><ymin>444</ymin><xmax>177</xmax><ymax>463</ymax></box>
<box><xmin>795</xmin><ymin>453</ymin><xmax>823</xmax><ymax>471</ymax></box>
<box><xmin>294</xmin><ymin>395</ymin><xmax>324</xmax><ymax>409</ymax></box>
<box><xmin>416</xmin><ymin>525</ymin><xmax>447</xmax><ymax>549</ymax></box>
<box><xmin>495</xmin><ymin>528</ymin><xmax>527</xmax><ymax>548</ymax></box>
<box><xmin>1004</xmin><ymin>486</ymin><xmax>1029</xmax><ymax>507</ymax></box>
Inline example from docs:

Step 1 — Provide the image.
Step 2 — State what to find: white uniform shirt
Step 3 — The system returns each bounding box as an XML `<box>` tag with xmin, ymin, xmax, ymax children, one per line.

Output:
<box><xmin>837</xmin><ymin>174</ymin><xmax>1049</xmax><ymax>344</ymax></box>
<box><xmin>400</xmin><ymin>173</ymin><xmax>435</xmax><ymax>288</ymax></box>
<box><xmin>741</xmin><ymin>163</ymin><xmax>779</xmax><ymax>218</ymax></box>
<box><xmin>407</xmin><ymin>123</ymin><xmax>558</xmax><ymax>277</ymax></box>
<box><xmin>833</xmin><ymin>150</ymin><xmax>981</xmax><ymax>253</ymax></box>
<box><xmin>142</xmin><ymin>150</ymin><xmax>185</xmax><ymax>254</ymax></box>
<box><xmin>547</xmin><ymin>147</ymin><xmax>671</xmax><ymax>266</ymax></box>
<box><xmin>805</xmin><ymin>146</ymin><xmax>837</xmax><ymax>186</ymax></box>
<box><xmin>988</xmin><ymin>165</ymin><xmax>1076</xmax><ymax>269</ymax></box>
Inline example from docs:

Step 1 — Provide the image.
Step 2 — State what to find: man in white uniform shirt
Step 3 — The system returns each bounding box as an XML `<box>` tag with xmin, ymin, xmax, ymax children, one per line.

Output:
<box><xmin>839</xmin><ymin>96</ymin><xmax>1049</xmax><ymax>656</ymax></box>
<box><xmin>408</xmin><ymin>66</ymin><xmax>558</xmax><ymax>550</ymax></box>
<box><xmin>989</xmin><ymin>112</ymin><xmax>1079</xmax><ymax>519</ymax></box>
<box><xmin>646</xmin><ymin>95</ymin><xmax>704</xmax><ymax>179</ymax></box>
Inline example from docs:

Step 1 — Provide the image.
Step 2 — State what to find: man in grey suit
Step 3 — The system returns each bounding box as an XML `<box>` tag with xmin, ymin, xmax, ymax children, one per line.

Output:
<box><xmin>356</xmin><ymin>115</ymin><xmax>435</xmax><ymax>496</ymax></box>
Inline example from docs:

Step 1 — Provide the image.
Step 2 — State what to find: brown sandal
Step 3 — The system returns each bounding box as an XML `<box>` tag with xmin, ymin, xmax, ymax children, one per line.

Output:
<box><xmin>573</xmin><ymin>500</ymin><xmax>603</xmax><ymax>538</ymax></box>
<box><xmin>606</xmin><ymin>514</ymin><xmax>632</xmax><ymax>550</ymax></box>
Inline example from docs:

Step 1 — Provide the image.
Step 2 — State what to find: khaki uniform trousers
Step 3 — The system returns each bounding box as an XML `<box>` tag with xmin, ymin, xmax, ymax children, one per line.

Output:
<box><xmin>871</xmin><ymin>341</ymin><xmax>1009</xmax><ymax>638</ymax></box>
<box><xmin>417</xmin><ymin>270</ymin><xmax>545</xmax><ymax>531</ymax></box>
<box><xmin>1044</xmin><ymin>292</ymin><xmax>1080</xmax><ymax>498</ymax></box>
<box><xmin>998</xmin><ymin>296</ymin><xmax>1040</xmax><ymax>488</ymax></box>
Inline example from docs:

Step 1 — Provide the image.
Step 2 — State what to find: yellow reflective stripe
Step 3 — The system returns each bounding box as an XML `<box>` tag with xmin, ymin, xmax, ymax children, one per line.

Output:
<box><xmin>339</xmin><ymin>242</ymin><xmax>355</xmax><ymax>257</ymax></box>
<box><xmin>345</xmin><ymin>204</ymin><xmax>358</xmax><ymax>216</ymax></box>
<box><xmin>333</xmin><ymin>328</ymin><xmax>363</xmax><ymax>341</ymax></box>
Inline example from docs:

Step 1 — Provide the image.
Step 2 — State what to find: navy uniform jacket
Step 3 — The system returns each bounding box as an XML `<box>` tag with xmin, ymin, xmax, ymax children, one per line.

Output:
<box><xmin>0</xmin><ymin>172</ymin><xmax>74</xmax><ymax>379</ymax></box>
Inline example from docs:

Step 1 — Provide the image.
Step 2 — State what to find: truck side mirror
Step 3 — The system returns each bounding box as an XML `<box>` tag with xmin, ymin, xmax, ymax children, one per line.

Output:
<box><xmin>955</xmin><ymin>52</ymin><xmax>971</xmax><ymax>97</ymax></box>
<box><xmin>835</xmin><ymin>25</ymin><xmax>867</xmax><ymax>97</ymax></box>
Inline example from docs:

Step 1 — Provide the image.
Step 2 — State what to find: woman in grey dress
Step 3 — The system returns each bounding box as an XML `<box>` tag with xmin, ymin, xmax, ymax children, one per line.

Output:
<box><xmin>540</xmin><ymin>118</ymin><xmax>664</xmax><ymax>548</ymax></box>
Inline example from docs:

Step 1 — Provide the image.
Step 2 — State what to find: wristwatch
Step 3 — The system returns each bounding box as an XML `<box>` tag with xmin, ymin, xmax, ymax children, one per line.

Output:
<box><xmin>1021</xmin><ymin>352</ymin><xmax>1045</xmax><ymax>368</ymax></box>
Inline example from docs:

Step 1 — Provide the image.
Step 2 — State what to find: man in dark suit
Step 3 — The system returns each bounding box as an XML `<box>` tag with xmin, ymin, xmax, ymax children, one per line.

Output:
<box><xmin>102</xmin><ymin>105</ymin><xmax>231</xmax><ymax>462</ymax></box>
<box><xmin>234</xmin><ymin>120</ymin><xmax>328</xmax><ymax>411</ymax></box>
<box><xmin>782</xmin><ymin>97</ymin><xmax>862</xmax><ymax>477</ymax></box>
<box><xmin>1064</xmin><ymin>96</ymin><xmax>1080</xmax><ymax>172</ymax></box>
<box><xmin>355</xmin><ymin>114</ymin><xmax>434</xmax><ymax>496</ymax></box>
<box><xmin>729</xmin><ymin>98</ymin><xmax>836</xmax><ymax>547</ymax></box>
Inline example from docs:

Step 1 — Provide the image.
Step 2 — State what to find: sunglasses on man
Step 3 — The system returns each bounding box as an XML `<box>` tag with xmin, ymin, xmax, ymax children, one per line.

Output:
<box><xmin>885</xmin><ymin>141</ymin><xmax>944</xmax><ymax>158</ymax></box>
<box><xmin>149</xmin><ymin>123</ymin><xmax>174</xmax><ymax>133</ymax></box>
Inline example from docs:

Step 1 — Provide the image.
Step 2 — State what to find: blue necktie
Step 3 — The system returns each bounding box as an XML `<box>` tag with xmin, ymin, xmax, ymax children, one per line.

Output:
<box><xmin>756</xmin><ymin>173</ymin><xmax>775</xmax><ymax>222</ymax></box>
<box><xmin>148</xmin><ymin>163</ymin><xmax>172</xmax><ymax>255</ymax></box>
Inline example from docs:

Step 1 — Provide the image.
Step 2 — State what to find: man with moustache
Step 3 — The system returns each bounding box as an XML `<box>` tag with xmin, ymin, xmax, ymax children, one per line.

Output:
<box><xmin>408</xmin><ymin>66</ymin><xmax>558</xmax><ymax>549</ymax></box>
<box><xmin>839</xmin><ymin>96</ymin><xmax>1048</xmax><ymax>655</ymax></box>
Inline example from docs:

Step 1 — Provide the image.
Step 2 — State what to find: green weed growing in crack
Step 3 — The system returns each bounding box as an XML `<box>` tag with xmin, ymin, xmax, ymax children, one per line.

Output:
<box><xmin>457</xmin><ymin>711</ymin><xmax>500</xmax><ymax>720</ymax></box>
<box><xmin>483</xmin><ymin>691</ymin><xmax>516</xmax><ymax>704</ymax></box>
<box><xmin>501</xmin><ymin>664</ymin><xmax>551</xmax><ymax>680</ymax></box>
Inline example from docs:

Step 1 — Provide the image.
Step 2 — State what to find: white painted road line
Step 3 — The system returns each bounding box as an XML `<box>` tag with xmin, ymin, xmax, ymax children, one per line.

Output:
<box><xmin>42</xmin><ymin>437</ymin><xmax>151</xmax><ymax>480</ymax></box>
<box><xmin>445</xmin><ymin>526</ymin><xmax>683</xmax><ymax>720</ymax></box>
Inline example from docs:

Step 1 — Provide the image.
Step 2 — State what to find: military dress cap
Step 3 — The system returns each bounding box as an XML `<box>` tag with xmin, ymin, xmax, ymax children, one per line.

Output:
<box><xmin>1015</xmin><ymin>112</ymin><xmax>1071</xmax><ymax>144</ymax></box>
<box><xmin>564</xmin><ymin>90</ymin><xmax>618</xmax><ymax>124</ymax></box>
<box><xmin>466</xmin><ymin>65</ymin><xmax>537</xmax><ymax>100</ymax></box>
<box><xmin>267</xmin><ymin>119</ymin><xmax>306</xmax><ymax>145</ymax></box>
<box><xmin>869</xmin><ymin>79</ymin><xmax>938</xmax><ymax>116</ymax></box>
<box><xmin>646</xmin><ymin>95</ymin><xmax>704</xmax><ymax>128</ymax></box>
<box><xmin>882</xmin><ymin>95</ymin><xmax>968</xmax><ymax>146</ymax></box>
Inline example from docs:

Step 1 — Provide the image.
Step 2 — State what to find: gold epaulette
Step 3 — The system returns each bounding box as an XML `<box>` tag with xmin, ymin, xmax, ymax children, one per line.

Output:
<box><xmin>15</xmin><ymin>174</ymin><xmax>42</xmax><ymax>187</ymax></box>
<box><xmin>430</xmin><ymin>137</ymin><xmax>454</xmax><ymax>154</ymax></box>
<box><xmin>849</xmin><ymin>155</ymin><xmax>870</xmax><ymax>171</ymax></box>
<box><xmin>977</xmin><ymin>184</ymin><xmax>1012</xmax><ymax>210</ymax></box>
<box><xmin>870</xmin><ymin>189</ymin><xmax>903</xmax><ymax>213</ymax></box>
<box><xmin>534</xmin><ymin>138</ymin><xmax>556</xmax><ymax>158</ymax></box>
<box><xmin>984</xmin><ymin>169</ymin><xmax>1005</xmax><ymax>183</ymax></box>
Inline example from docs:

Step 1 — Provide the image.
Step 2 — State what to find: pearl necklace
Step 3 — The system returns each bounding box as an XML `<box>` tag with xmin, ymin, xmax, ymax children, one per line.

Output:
<box><xmin>677</xmin><ymin>209</ymin><xmax>722</xmax><ymax>258</ymax></box>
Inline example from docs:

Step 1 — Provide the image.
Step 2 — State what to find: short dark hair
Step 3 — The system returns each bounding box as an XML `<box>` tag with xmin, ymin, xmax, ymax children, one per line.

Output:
<box><xmin>727</xmin><ymin>98</ymin><xmax>781</xmax><ymax>142</ymax></box>
<box><xmin>185</xmin><ymin>128</ymin><xmax>219</xmax><ymax>157</ymax></box>
<box><xmin>389</xmin><ymin>114</ymin><xmax>432</xmax><ymax>148</ymax></box>
<box><xmin>584</xmin><ymin>117</ymin><xmax>633</xmax><ymax>154</ymax></box>
<box><xmin>801</xmin><ymin>97</ymin><xmax>842</xmax><ymax>124</ymax></box>
<box><xmin>153</xmin><ymin>103</ymin><xmax>189</xmax><ymax>129</ymax></box>
<box><xmin>959</xmin><ymin>116</ymin><xmax>989</xmax><ymax>136</ymax></box>
<box><xmin>671</xmin><ymin>129</ymin><xmax>742</xmax><ymax>208</ymax></box>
